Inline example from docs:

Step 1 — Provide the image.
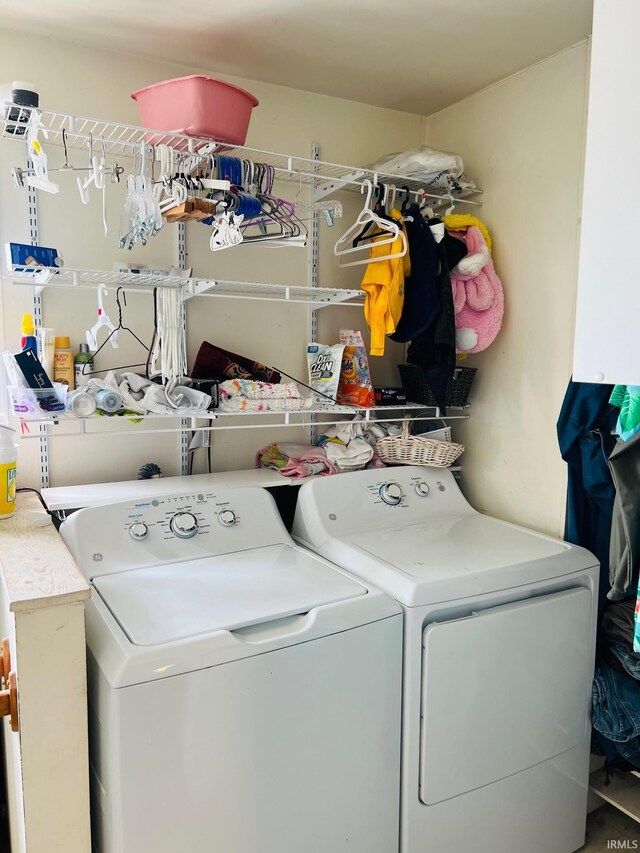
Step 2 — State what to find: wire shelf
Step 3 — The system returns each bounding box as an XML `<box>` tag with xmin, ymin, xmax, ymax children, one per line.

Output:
<box><xmin>1</xmin><ymin>104</ymin><xmax>483</xmax><ymax>205</ymax></box>
<box><xmin>3</xmin><ymin>265</ymin><xmax>365</xmax><ymax>306</ymax></box>
<box><xmin>16</xmin><ymin>404</ymin><xmax>469</xmax><ymax>438</ymax></box>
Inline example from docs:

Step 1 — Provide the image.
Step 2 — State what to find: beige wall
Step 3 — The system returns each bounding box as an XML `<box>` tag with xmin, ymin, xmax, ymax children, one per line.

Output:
<box><xmin>0</xmin><ymin>31</ymin><xmax>423</xmax><ymax>488</ymax></box>
<box><xmin>424</xmin><ymin>42</ymin><xmax>589</xmax><ymax>536</ymax></box>
<box><xmin>0</xmin><ymin>32</ymin><xmax>591</xmax><ymax>534</ymax></box>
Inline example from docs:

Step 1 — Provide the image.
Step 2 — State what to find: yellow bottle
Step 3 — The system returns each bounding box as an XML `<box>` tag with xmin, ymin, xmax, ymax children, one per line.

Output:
<box><xmin>53</xmin><ymin>336</ymin><xmax>75</xmax><ymax>390</ymax></box>
<box><xmin>0</xmin><ymin>425</ymin><xmax>17</xmax><ymax>520</ymax></box>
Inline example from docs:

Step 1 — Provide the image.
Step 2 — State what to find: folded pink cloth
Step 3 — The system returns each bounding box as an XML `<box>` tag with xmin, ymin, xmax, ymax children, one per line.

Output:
<box><xmin>256</xmin><ymin>442</ymin><xmax>338</xmax><ymax>478</ymax></box>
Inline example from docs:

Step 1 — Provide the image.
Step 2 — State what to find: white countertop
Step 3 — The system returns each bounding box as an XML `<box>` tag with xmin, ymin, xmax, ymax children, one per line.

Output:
<box><xmin>0</xmin><ymin>493</ymin><xmax>90</xmax><ymax>612</ymax></box>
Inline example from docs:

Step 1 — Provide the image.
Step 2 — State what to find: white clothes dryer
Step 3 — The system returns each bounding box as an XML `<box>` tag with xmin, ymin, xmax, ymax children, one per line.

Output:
<box><xmin>61</xmin><ymin>486</ymin><xmax>402</xmax><ymax>853</ymax></box>
<box><xmin>293</xmin><ymin>465</ymin><xmax>599</xmax><ymax>853</ymax></box>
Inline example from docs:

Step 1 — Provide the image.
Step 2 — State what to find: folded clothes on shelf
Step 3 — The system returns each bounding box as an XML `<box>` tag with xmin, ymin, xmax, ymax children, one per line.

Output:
<box><xmin>317</xmin><ymin>420</ymin><xmax>374</xmax><ymax>472</ymax></box>
<box><xmin>85</xmin><ymin>371</ymin><xmax>212</xmax><ymax>415</ymax></box>
<box><xmin>315</xmin><ymin>416</ymin><xmax>401</xmax><ymax>472</ymax></box>
<box><xmin>219</xmin><ymin>379</ymin><xmax>313</xmax><ymax>413</ymax></box>
<box><xmin>256</xmin><ymin>443</ymin><xmax>337</xmax><ymax>478</ymax></box>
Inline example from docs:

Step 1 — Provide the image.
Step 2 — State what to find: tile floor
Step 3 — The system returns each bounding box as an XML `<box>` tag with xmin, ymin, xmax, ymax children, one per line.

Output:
<box><xmin>582</xmin><ymin>804</ymin><xmax>640</xmax><ymax>851</ymax></box>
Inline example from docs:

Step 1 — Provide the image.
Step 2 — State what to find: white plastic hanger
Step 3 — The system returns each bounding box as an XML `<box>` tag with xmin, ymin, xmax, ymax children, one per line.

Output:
<box><xmin>25</xmin><ymin>111</ymin><xmax>59</xmax><ymax>194</ymax></box>
<box><xmin>334</xmin><ymin>180</ymin><xmax>407</xmax><ymax>268</ymax></box>
<box><xmin>86</xmin><ymin>284</ymin><xmax>119</xmax><ymax>350</ymax></box>
<box><xmin>77</xmin><ymin>134</ymin><xmax>104</xmax><ymax>205</ymax></box>
<box><xmin>443</xmin><ymin>192</ymin><xmax>457</xmax><ymax>217</ymax></box>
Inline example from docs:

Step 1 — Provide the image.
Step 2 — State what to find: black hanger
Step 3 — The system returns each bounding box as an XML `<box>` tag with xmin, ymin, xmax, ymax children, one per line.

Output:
<box><xmin>352</xmin><ymin>182</ymin><xmax>395</xmax><ymax>247</ymax></box>
<box><xmin>83</xmin><ymin>287</ymin><xmax>151</xmax><ymax>376</ymax></box>
<box><xmin>401</xmin><ymin>185</ymin><xmax>412</xmax><ymax>215</ymax></box>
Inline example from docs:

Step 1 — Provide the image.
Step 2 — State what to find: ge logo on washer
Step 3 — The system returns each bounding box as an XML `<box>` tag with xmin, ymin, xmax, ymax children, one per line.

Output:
<box><xmin>329</xmin><ymin>513</ymin><xmax>337</xmax><ymax>521</ymax></box>
<box><xmin>93</xmin><ymin>553</ymin><xmax>103</xmax><ymax>562</ymax></box>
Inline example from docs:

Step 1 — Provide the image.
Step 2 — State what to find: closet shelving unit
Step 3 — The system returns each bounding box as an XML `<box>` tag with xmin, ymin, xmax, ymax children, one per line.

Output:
<box><xmin>590</xmin><ymin>770</ymin><xmax>640</xmax><ymax>823</ymax></box>
<box><xmin>1</xmin><ymin>104</ymin><xmax>480</xmax><ymax>484</ymax></box>
<box><xmin>1</xmin><ymin>105</ymin><xmax>484</xmax><ymax>203</ymax></box>
<box><xmin>4</xmin><ymin>265</ymin><xmax>365</xmax><ymax>306</ymax></box>
<box><xmin>16</xmin><ymin>404</ymin><xmax>470</xmax><ymax>440</ymax></box>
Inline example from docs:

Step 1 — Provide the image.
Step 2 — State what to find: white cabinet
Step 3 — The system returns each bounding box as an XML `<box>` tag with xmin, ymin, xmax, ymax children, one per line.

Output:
<box><xmin>0</xmin><ymin>493</ymin><xmax>91</xmax><ymax>853</ymax></box>
<box><xmin>573</xmin><ymin>0</ymin><xmax>640</xmax><ymax>385</ymax></box>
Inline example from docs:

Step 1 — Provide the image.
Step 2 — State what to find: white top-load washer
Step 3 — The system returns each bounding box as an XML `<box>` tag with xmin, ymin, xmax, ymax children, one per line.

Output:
<box><xmin>293</xmin><ymin>465</ymin><xmax>599</xmax><ymax>853</ymax></box>
<box><xmin>60</xmin><ymin>486</ymin><xmax>402</xmax><ymax>853</ymax></box>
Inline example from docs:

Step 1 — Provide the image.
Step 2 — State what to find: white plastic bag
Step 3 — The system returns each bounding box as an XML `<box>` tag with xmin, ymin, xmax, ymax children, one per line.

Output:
<box><xmin>368</xmin><ymin>145</ymin><xmax>464</xmax><ymax>187</ymax></box>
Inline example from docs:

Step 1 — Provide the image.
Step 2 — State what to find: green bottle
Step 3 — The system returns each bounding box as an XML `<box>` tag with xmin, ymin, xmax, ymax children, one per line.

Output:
<box><xmin>74</xmin><ymin>343</ymin><xmax>94</xmax><ymax>388</ymax></box>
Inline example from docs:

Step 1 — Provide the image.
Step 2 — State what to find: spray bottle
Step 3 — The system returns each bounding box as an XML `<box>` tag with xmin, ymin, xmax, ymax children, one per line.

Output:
<box><xmin>0</xmin><ymin>425</ymin><xmax>18</xmax><ymax>520</ymax></box>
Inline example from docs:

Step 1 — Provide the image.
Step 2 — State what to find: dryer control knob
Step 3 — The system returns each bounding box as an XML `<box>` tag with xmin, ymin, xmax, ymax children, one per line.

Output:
<box><xmin>170</xmin><ymin>512</ymin><xmax>199</xmax><ymax>539</ymax></box>
<box><xmin>129</xmin><ymin>522</ymin><xmax>149</xmax><ymax>541</ymax></box>
<box><xmin>379</xmin><ymin>482</ymin><xmax>404</xmax><ymax>505</ymax></box>
<box><xmin>219</xmin><ymin>510</ymin><xmax>237</xmax><ymax>527</ymax></box>
<box><xmin>415</xmin><ymin>482</ymin><xmax>430</xmax><ymax>497</ymax></box>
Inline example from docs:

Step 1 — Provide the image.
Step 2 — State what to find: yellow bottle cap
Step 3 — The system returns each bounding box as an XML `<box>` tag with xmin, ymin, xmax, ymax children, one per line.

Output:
<box><xmin>21</xmin><ymin>313</ymin><xmax>34</xmax><ymax>336</ymax></box>
<box><xmin>54</xmin><ymin>336</ymin><xmax>71</xmax><ymax>349</ymax></box>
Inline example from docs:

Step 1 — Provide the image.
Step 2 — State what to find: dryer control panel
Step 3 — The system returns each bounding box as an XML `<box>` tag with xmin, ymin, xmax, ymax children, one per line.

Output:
<box><xmin>294</xmin><ymin>465</ymin><xmax>474</xmax><ymax>542</ymax></box>
<box><xmin>60</xmin><ymin>487</ymin><xmax>290</xmax><ymax>580</ymax></box>
<box><xmin>363</xmin><ymin>470</ymin><xmax>459</xmax><ymax>512</ymax></box>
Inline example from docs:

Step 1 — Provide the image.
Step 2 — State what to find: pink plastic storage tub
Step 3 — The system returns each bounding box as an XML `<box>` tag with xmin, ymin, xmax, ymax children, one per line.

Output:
<box><xmin>131</xmin><ymin>75</ymin><xmax>259</xmax><ymax>147</ymax></box>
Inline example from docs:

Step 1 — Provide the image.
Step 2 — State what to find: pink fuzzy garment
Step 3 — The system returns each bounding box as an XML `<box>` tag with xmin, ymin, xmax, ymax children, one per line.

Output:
<box><xmin>449</xmin><ymin>225</ymin><xmax>504</xmax><ymax>354</ymax></box>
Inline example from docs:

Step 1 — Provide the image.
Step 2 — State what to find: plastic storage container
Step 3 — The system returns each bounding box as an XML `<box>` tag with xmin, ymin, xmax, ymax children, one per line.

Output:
<box><xmin>131</xmin><ymin>75</ymin><xmax>259</xmax><ymax>146</ymax></box>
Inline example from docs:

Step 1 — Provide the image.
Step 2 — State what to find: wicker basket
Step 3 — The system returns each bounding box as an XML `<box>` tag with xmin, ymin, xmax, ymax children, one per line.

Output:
<box><xmin>377</xmin><ymin>419</ymin><xmax>464</xmax><ymax>468</ymax></box>
<box><xmin>398</xmin><ymin>364</ymin><xmax>476</xmax><ymax>408</ymax></box>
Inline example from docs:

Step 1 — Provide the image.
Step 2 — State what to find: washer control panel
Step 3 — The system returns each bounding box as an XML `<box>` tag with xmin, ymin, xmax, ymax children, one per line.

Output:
<box><xmin>379</xmin><ymin>482</ymin><xmax>404</xmax><ymax>506</ymax></box>
<box><xmin>61</xmin><ymin>487</ymin><xmax>292</xmax><ymax>581</ymax></box>
<box><xmin>218</xmin><ymin>510</ymin><xmax>237</xmax><ymax>527</ymax></box>
<box><xmin>169</xmin><ymin>511</ymin><xmax>199</xmax><ymax>539</ymax></box>
<box><xmin>122</xmin><ymin>493</ymin><xmax>240</xmax><ymax>544</ymax></box>
<box><xmin>129</xmin><ymin>522</ymin><xmax>149</xmax><ymax>541</ymax></box>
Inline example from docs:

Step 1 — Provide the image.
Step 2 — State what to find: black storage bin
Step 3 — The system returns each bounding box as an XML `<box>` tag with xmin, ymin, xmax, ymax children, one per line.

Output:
<box><xmin>398</xmin><ymin>364</ymin><xmax>476</xmax><ymax>407</ymax></box>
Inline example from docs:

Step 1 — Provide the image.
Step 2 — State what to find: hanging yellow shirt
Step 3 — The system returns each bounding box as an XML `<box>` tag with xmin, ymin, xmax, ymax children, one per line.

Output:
<box><xmin>361</xmin><ymin>209</ymin><xmax>410</xmax><ymax>357</ymax></box>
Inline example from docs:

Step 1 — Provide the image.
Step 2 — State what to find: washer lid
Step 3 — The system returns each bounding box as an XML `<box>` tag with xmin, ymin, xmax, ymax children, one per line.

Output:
<box><xmin>92</xmin><ymin>544</ymin><xmax>366</xmax><ymax>646</ymax></box>
<box><xmin>322</xmin><ymin>515</ymin><xmax>592</xmax><ymax>606</ymax></box>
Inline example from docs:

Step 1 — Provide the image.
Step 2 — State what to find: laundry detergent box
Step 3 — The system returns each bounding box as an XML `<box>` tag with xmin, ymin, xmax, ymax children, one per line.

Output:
<box><xmin>337</xmin><ymin>329</ymin><xmax>375</xmax><ymax>408</ymax></box>
<box><xmin>307</xmin><ymin>342</ymin><xmax>345</xmax><ymax>403</ymax></box>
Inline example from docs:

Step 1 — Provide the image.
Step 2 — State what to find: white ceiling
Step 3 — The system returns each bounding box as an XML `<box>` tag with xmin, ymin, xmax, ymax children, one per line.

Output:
<box><xmin>0</xmin><ymin>0</ymin><xmax>593</xmax><ymax>115</ymax></box>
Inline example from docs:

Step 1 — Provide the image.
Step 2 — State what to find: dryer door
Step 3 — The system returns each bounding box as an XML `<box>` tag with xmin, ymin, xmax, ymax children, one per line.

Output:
<box><xmin>419</xmin><ymin>587</ymin><xmax>592</xmax><ymax>805</ymax></box>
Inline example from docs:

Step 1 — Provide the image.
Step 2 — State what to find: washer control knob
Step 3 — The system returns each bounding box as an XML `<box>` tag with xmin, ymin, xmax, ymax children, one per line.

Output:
<box><xmin>129</xmin><ymin>522</ymin><xmax>149</xmax><ymax>541</ymax></box>
<box><xmin>379</xmin><ymin>482</ymin><xmax>404</xmax><ymax>506</ymax></box>
<box><xmin>219</xmin><ymin>510</ymin><xmax>237</xmax><ymax>527</ymax></box>
<box><xmin>415</xmin><ymin>482</ymin><xmax>430</xmax><ymax>497</ymax></box>
<box><xmin>170</xmin><ymin>512</ymin><xmax>199</xmax><ymax>539</ymax></box>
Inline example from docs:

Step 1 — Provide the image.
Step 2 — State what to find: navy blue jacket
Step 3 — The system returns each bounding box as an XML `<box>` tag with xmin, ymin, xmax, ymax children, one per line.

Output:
<box><xmin>557</xmin><ymin>379</ymin><xmax>617</xmax><ymax>609</ymax></box>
